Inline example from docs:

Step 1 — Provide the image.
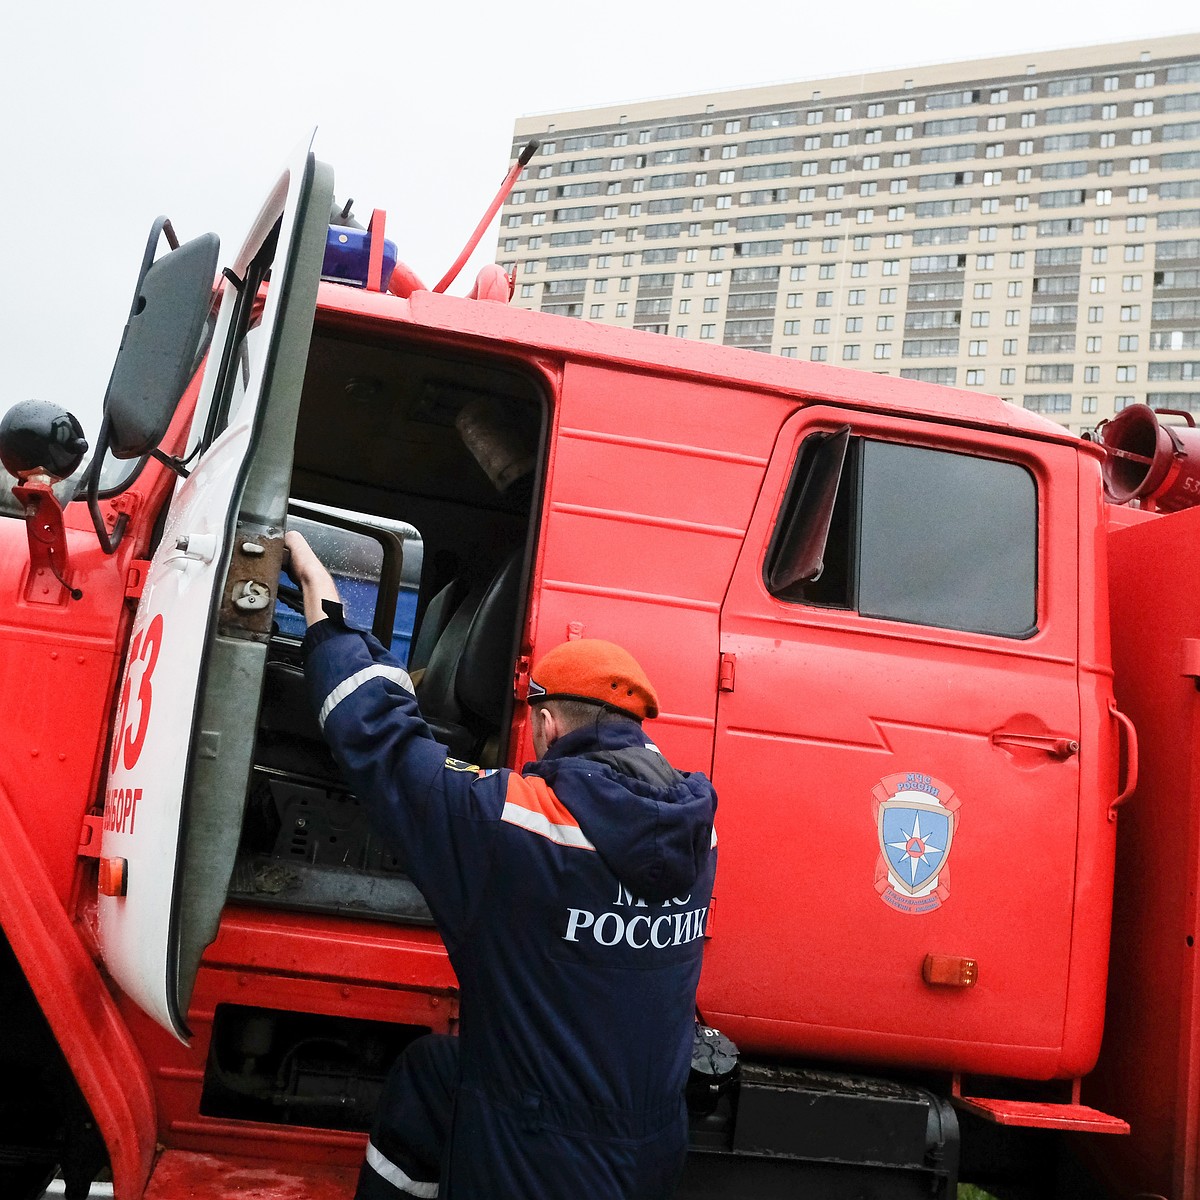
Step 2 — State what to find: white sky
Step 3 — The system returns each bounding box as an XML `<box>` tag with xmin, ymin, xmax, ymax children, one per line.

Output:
<box><xmin>1</xmin><ymin>1</ymin><xmax>1195</xmax><ymax>438</ymax></box>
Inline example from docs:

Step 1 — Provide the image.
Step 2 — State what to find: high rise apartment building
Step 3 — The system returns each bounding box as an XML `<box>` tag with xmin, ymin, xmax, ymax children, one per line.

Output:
<box><xmin>499</xmin><ymin>35</ymin><xmax>1200</xmax><ymax>434</ymax></box>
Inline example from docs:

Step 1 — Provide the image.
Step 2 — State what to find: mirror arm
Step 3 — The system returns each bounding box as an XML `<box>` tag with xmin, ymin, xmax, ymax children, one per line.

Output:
<box><xmin>148</xmin><ymin>447</ymin><xmax>190</xmax><ymax>479</ymax></box>
<box><xmin>84</xmin><ymin>414</ymin><xmax>128</xmax><ymax>555</ymax></box>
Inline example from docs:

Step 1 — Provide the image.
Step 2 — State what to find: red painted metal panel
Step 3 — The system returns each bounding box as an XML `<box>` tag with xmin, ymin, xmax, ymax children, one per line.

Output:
<box><xmin>533</xmin><ymin>362</ymin><xmax>777</xmax><ymax>771</ymax></box>
<box><xmin>121</xmin><ymin>907</ymin><xmax>458</xmax><ymax>1166</ymax></box>
<box><xmin>1085</xmin><ymin>504</ymin><xmax>1200</xmax><ymax>1200</ymax></box>
<box><xmin>0</xmin><ymin>781</ymin><xmax>156</xmax><ymax>1200</ymax></box>
<box><xmin>144</xmin><ymin>1149</ymin><xmax>356</xmax><ymax>1199</ymax></box>
<box><xmin>702</xmin><ymin>407</ymin><xmax>1115</xmax><ymax>1081</ymax></box>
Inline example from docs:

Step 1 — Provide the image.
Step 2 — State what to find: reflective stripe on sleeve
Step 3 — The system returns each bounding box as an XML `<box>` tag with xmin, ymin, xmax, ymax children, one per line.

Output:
<box><xmin>501</xmin><ymin>801</ymin><xmax>596</xmax><ymax>850</ymax></box>
<box><xmin>365</xmin><ymin>1140</ymin><xmax>439</xmax><ymax>1197</ymax></box>
<box><xmin>318</xmin><ymin>665</ymin><xmax>415</xmax><ymax>731</ymax></box>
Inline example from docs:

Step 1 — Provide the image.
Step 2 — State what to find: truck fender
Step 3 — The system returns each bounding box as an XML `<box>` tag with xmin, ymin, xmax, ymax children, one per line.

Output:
<box><xmin>0</xmin><ymin>780</ymin><xmax>156</xmax><ymax>1199</ymax></box>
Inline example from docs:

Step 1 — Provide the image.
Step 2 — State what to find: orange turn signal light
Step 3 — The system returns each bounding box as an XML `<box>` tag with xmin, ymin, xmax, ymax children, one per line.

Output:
<box><xmin>922</xmin><ymin>954</ymin><xmax>977</xmax><ymax>988</ymax></box>
<box><xmin>98</xmin><ymin>857</ymin><xmax>128</xmax><ymax>897</ymax></box>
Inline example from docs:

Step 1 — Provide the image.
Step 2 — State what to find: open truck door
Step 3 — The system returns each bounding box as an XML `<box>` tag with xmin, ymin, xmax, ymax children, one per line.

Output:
<box><xmin>97</xmin><ymin>137</ymin><xmax>335</xmax><ymax>1039</ymax></box>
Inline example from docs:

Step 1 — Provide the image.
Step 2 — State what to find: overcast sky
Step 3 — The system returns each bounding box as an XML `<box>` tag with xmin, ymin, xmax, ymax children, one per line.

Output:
<box><xmin>2</xmin><ymin>1</ymin><xmax>1195</xmax><ymax>438</ymax></box>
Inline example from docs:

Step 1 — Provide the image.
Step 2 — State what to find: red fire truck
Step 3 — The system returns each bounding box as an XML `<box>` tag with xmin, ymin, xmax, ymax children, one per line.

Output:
<box><xmin>0</xmin><ymin>135</ymin><xmax>1195</xmax><ymax>1199</ymax></box>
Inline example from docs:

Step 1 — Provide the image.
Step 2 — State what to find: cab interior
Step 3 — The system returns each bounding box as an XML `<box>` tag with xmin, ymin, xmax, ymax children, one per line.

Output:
<box><xmin>230</xmin><ymin>324</ymin><xmax>548</xmax><ymax>926</ymax></box>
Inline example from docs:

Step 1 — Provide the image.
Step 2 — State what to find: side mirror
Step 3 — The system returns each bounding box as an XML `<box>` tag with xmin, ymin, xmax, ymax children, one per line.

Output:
<box><xmin>104</xmin><ymin>218</ymin><xmax>221</xmax><ymax>459</ymax></box>
<box><xmin>86</xmin><ymin>217</ymin><xmax>220</xmax><ymax>553</ymax></box>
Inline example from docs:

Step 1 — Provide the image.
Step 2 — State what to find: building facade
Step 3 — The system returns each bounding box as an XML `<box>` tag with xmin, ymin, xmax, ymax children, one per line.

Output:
<box><xmin>500</xmin><ymin>35</ymin><xmax>1200</xmax><ymax>434</ymax></box>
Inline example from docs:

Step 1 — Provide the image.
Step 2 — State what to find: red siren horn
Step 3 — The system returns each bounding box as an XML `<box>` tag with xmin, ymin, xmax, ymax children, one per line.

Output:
<box><xmin>1098</xmin><ymin>404</ymin><xmax>1200</xmax><ymax>511</ymax></box>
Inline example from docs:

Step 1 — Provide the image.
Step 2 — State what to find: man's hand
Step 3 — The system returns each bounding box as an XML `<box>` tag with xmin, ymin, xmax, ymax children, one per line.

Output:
<box><xmin>284</xmin><ymin>530</ymin><xmax>342</xmax><ymax>627</ymax></box>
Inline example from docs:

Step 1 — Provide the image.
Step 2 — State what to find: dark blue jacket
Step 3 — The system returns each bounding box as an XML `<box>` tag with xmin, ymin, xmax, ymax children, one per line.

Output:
<box><xmin>303</xmin><ymin>616</ymin><xmax>718</xmax><ymax>1198</ymax></box>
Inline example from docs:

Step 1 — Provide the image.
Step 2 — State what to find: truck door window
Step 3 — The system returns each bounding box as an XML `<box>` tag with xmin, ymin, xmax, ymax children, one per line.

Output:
<box><xmin>766</xmin><ymin>434</ymin><xmax>1037</xmax><ymax>637</ymax></box>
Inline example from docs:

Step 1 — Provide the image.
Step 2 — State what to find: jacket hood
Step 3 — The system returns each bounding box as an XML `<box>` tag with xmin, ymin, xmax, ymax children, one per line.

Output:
<box><xmin>525</xmin><ymin>718</ymin><xmax>717</xmax><ymax>903</ymax></box>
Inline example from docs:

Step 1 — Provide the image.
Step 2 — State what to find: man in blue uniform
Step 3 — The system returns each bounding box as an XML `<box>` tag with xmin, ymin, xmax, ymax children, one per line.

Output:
<box><xmin>285</xmin><ymin>532</ymin><xmax>718</xmax><ymax>1200</ymax></box>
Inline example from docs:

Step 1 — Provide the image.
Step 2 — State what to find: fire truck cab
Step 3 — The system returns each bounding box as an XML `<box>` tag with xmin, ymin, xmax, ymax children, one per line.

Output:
<box><xmin>0</xmin><ymin>138</ymin><xmax>1145</xmax><ymax>1199</ymax></box>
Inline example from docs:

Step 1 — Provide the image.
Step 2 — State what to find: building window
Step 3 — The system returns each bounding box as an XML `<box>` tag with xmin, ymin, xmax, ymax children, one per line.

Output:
<box><xmin>969</xmin><ymin>340</ymin><xmax>988</xmax><ymax>356</ymax></box>
<box><xmin>1128</xmin><ymin>187</ymin><xmax>1148</xmax><ymax>203</ymax></box>
<box><xmin>851</xmin><ymin>261</ymin><xmax>869</xmax><ymax>278</ymax></box>
<box><xmin>1122</xmin><ymin>275</ymin><xmax>1142</xmax><ymax>292</ymax></box>
<box><xmin>883</xmin><ymin>259</ymin><xmax>900</xmax><ymax>275</ymax></box>
<box><xmin>1083</xmin><ymin>365</ymin><xmax>1100</xmax><ymax>383</ymax></box>
<box><xmin>813</xmin><ymin>319</ymin><xmax>831</xmax><ymax>333</ymax></box>
<box><xmin>816</xmin><ymin>291</ymin><xmax>833</xmax><ymax>307</ymax></box>
<box><xmin>1133</xmin><ymin>99</ymin><xmax>1154</xmax><ymax>117</ymax></box>
<box><xmin>835</xmin><ymin>106</ymin><xmax>853</xmax><ymax>121</ymax></box>
<box><xmin>1021</xmin><ymin>111</ymin><xmax>1037</xmax><ymax>128</ymax></box>
<box><xmin>786</xmin><ymin>293</ymin><xmax>804</xmax><ymax>308</ymax></box>
<box><xmin>976</xmin><ymin>254</ymin><xmax>995</xmax><ymax>270</ymax></box>
<box><xmin>846</xmin><ymin>316</ymin><xmax>863</xmax><ymax>332</ymax></box>
<box><xmin>1118</xmin><ymin>334</ymin><xmax>1139</xmax><ymax>352</ymax></box>
<box><xmin>678</xmin><ymin>298</ymin><xmax>690</xmax><ymax>313</ymax></box>
<box><xmin>1120</xmin><ymin>305</ymin><xmax>1141</xmax><ymax>321</ymax></box>
<box><xmin>1003</xmin><ymin>339</ymin><xmax>1018</xmax><ymax>355</ymax></box>
<box><xmin>1086</xmin><ymin>336</ymin><xmax>1101</xmax><ymax>352</ymax></box>
<box><xmin>896</xmin><ymin>126</ymin><xmax>914</xmax><ymax>141</ymax></box>
<box><xmin>899</xmin><ymin>99</ymin><xmax>916</xmax><ymax>114</ymax></box>
<box><xmin>1005</xmin><ymin>309</ymin><xmax>1020</xmax><ymax>325</ymax></box>
<box><xmin>877</xmin><ymin>314</ymin><xmax>895</xmax><ymax>331</ymax></box>
<box><xmin>784</xmin><ymin>320</ymin><xmax>802</xmax><ymax>334</ymax></box>
<box><xmin>703</xmin><ymin>297</ymin><xmax>720</xmax><ymax>312</ymax></box>
<box><xmin>1134</xmin><ymin>72</ymin><xmax>1155</xmax><ymax>88</ymax></box>
<box><xmin>843</xmin><ymin>344</ymin><xmax>861</xmax><ymax>361</ymax></box>
<box><xmin>819</xmin><ymin>263</ymin><xmax>837</xmax><ymax>279</ymax></box>
<box><xmin>966</xmin><ymin>369</ymin><xmax>984</xmax><ymax>385</ymax></box>
<box><xmin>1088</xmin><ymin>306</ymin><xmax>1104</xmax><ymax>322</ymax></box>
<box><xmin>1090</xmin><ymin>277</ymin><xmax>1106</xmax><ymax>293</ymax></box>
<box><xmin>1124</xmin><ymin>244</ymin><xmax>1145</xmax><ymax>262</ymax></box>
<box><xmin>615</xmin><ymin>302</ymin><xmax>628</xmax><ymax>316</ymax></box>
<box><xmin>1116</xmin><ymin>365</ymin><xmax>1137</xmax><ymax>383</ymax></box>
<box><xmin>700</xmin><ymin>323</ymin><xmax>715</xmax><ymax>339</ymax></box>
<box><xmin>1093</xmin><ymin>246</ymin><xmax>1108</xmax><ymax>263</ymax></box>
<box><xmin>1000</xmin><ymin>367</ymin><xmax>1016</xmax><ymax>385</ymax></box>
<box><xmin>873</xmin><ymin>343</ymin><xmax>893</xmax><ymax>359</ymax></box>
<box><xmin>880</xmin><ymin>288</ymin><xmax>897</xmax><ymax>303</ymax></box>
<box><xmin>1082</xmin><ymin>396</ymin><xmax>1098</xmax><ymax>414</ymax></box>
<box><xmin>971</xmin><ymin>311</ymin><xmax>990</xmax><ymax>327</ymax></box>
<box><xmin>848</xmin><ymin>289</ymin><xmax>866</xmax><ymax>305</ymax></box>
<box><xmin>780</xmin><ymin>347</ymin><xmax>798</xmax><ymax>358</ymax></box>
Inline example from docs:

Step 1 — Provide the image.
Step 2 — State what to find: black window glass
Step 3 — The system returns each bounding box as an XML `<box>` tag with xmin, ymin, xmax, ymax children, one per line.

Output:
<box><xmin>767</xmin><ymin>434</ymin><xmax>1037</xmax><ymax>637</ymax></box>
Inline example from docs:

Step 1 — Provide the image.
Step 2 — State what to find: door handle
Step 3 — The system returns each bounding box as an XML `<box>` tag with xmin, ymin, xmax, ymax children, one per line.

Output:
<box><xmin>990</xmin><ymin>730</ymin><xmax>1079</xmax><ymax>759</ymax></box>
<box><xmin>1108</xmin><ymin>703</ymin><xmax>1139</xmax><ymax>821</ymax></box>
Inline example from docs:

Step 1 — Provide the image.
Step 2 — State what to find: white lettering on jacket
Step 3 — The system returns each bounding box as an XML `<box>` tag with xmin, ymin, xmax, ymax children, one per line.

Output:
<box><xmin>563</xmin><ymin>887</ymin><xmax>708</xmax><ymax>949</ymax></box>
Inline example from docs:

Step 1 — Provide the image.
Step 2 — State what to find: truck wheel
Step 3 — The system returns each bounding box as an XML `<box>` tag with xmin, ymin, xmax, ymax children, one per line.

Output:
<box><xmin>0</xmin><ymin>1161</ymin><xmax>57</xmax><ymax>1200</ymax></box>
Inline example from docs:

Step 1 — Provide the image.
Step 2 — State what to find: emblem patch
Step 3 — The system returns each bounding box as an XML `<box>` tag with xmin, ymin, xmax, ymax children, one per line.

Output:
<box><xmin>872</xmin><ymin>772</ymin><xmax>960</xmax><ymax>915</ymax></box>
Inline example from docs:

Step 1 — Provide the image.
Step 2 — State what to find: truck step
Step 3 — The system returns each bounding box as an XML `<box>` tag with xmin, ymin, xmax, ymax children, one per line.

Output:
<box><xmin>143</xmin><ymin>1150</ymin><xmax>358</xmax><ymax>1199</ymax></box>
<box><xmin>952</xmin><ymin>1076</ymin><xmax>1130</xmax><ymax>1134</ymax></box>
